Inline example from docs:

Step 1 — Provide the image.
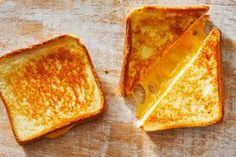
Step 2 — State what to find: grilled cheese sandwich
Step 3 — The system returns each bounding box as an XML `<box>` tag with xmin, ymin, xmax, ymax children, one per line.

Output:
<box><xmin>0</xmin><ymin>35</ymin><xmax>105</xmax><ymax>144</ymax></box>
<box><xmin>120</xmin><ymin>6</ymin><xmax>223</xmax><ymax>131</ymax></box>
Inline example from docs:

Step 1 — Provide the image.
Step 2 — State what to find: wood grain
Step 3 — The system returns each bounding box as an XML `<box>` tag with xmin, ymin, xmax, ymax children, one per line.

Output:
<box><xmin>0</xmin><ymin>0</ymin><xmax>235</xmax><ymax>156</ymax></box>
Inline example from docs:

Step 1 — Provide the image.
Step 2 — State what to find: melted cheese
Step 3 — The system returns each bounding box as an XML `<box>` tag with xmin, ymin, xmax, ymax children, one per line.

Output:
<box><xmin>134</xmin><ymin>17</ymin><xmax>207</xmax><ymax>119</ymax></box>
<box><xmin>45</xmin><ymin>123</ymin><xmax>76</xmax><ymax>139</ymax></box>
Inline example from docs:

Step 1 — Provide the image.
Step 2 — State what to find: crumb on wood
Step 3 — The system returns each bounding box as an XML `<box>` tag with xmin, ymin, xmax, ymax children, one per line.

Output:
<box><xmin>104</xmin><ymin>70</ymin><xmax>109</xmax><ymax>74</ymax></box>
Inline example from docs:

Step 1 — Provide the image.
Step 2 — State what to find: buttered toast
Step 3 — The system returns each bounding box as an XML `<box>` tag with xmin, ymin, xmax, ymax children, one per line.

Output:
<box><xmin>0</xmin><ymin>35</ymin><xmax>105</xmax><ymax>144</ymax></box>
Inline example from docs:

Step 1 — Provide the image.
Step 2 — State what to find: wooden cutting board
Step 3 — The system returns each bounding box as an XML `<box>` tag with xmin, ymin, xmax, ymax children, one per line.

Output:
<box><xmin>0</xmin><ymin>0</ymin><xmax>235</xmax><ymax>156</ymax></box>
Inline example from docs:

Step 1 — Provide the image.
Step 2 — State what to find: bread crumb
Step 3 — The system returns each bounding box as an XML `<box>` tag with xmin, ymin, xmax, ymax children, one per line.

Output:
<box><xmin>104</xmin><ymin>70</ymin><xmax>109</xmax><ymax>74</ymax></box>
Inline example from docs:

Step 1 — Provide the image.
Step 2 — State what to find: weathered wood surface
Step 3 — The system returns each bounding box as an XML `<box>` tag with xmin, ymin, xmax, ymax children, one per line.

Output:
<box><xmin>0</xmin><ymin>0</ymin><xmax>235</xmax><ymax>156</ymax></box>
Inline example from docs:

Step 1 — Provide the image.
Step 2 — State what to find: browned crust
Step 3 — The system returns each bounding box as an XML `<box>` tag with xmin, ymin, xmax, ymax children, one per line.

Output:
<box><xmin>216</xmin><ymin>29</ymin><xmax>224</xmax><ymax>124</ymax></box>
<box><xmin>119</xmin><ymin>5</ymin><xmax>209</xmax><ymax>97</ymax></box>
<box><xmin>142</xmin><ymin>28</ymin><xmax>223</xmax><ymax>131</ymax></box>
<box><xmin>128</xmin><ymin>5</ymin><xmax>209</xmax><ymax>15</ymax></box>
<box><xmin>119</xmin><ymin>16</ymin><xmax>132</xmax><ymax>97</ymax></box>
<box><xmin>0</xmin><ymin>34</ymin><xmax>105</xmax><ymax>145</ymax></box>
<box><xmin>45</xmin><ymin>109</ymin><xmax>105</xmax><ymax>139</ymax></box>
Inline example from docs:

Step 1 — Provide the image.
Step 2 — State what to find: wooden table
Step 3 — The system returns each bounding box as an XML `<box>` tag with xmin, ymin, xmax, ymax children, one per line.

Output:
<box><xmin>0</xmin><ymin>0</ymin><xmax>235</xmax><ymax>156</ymax></box>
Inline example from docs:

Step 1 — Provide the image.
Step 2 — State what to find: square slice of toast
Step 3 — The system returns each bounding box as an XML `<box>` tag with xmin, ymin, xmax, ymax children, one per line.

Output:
<box><xmin>0</xmin><ymin>35</ymin><xmax>105</xmax><ymax>144</ymax></box>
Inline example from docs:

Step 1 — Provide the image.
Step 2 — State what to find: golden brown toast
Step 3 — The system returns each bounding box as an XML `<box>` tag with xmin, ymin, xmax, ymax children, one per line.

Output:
<box><xmin>120</xmin><ymin>6</ymin><xmax>209</xmax><ymax>97</ymax></box>
<box><xmin>0</xmin><ymin>35</ymin><xmax>105</xmax><ymax>144</ymax></box>
<box><xmin>140</xmin><ymin>29</ymin><xmax>222</xmax><ymax>130</ymax></box>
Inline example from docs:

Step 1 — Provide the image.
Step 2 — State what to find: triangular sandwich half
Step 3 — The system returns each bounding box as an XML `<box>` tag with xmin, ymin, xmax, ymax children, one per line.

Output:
<box><xmin>139</xmin><ymin>29</ymin><xmax>223</xmax><ymax>130</ymax></box>
<box><xmin>120</xmin><ymin>6</ymin><xmax>209</xmax><ymax>97</ymax></box>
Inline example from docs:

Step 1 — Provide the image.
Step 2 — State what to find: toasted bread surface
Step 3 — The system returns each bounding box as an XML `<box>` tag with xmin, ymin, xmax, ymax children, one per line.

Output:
<box><xmin>141</xmin><ymin>29</ymin><xmax>222</xmax><ymax>131</ymax></box>
<box><xmin>0</xmin><ymin>35</ymin><xmax>105</xmax><ymax>144</ymax></box>
<box><xmin>45</xmin><ymin>110</ymin><xmax>104</xmax><ymax>139</ymax></box>
<box><xmin>120</xmin><ymin>6</ymin><xmax>209</xmax><ymax>97</ymax></box>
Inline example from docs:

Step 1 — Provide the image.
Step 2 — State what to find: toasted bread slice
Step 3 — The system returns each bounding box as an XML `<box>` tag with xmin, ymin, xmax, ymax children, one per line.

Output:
<box><xmin>139</xmin><ymin>29</ymin><xmax>222</xmax><ymax>131</ymax></box>
<box><xmin>0</xmin><ymin>35</ymin><xmax>105</xmax><ymax>144</ymax></box>
<box><xmin>120</xmin><ymin>6</ymin><xmax>209</xmax><ymax>97</ymax></box>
